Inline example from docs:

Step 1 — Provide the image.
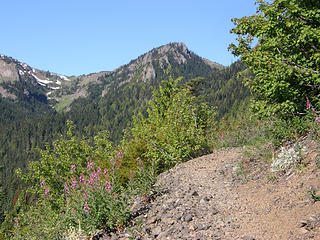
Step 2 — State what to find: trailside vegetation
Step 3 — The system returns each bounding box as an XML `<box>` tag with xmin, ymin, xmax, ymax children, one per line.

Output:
<box><xmin>1</xmin><ymin>75</ymin><xmax>215</xmax><ymax>239</ymax></box>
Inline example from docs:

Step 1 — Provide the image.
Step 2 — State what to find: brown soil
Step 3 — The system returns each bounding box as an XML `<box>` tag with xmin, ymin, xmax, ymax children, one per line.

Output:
<box><xmin>109</xmin><ymin>139</ymin><xmax>320</xmax><ymax>239</ymax></box>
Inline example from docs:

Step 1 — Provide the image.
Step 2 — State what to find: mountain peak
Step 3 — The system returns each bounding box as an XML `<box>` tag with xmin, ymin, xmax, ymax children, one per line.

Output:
<box><xmin>111</xmin><ymin>42</ymin><xmax>198</xmax><ymax>83</ymax></box>
<box><xmin>0</xmin><ymin>43</ymin><xmax>225</xmax><ymax>110</ymax></box>
<box><xmin>156</xmin><ymin>42</ymin><xmax>188</xmax><ymax>53</ymax></box>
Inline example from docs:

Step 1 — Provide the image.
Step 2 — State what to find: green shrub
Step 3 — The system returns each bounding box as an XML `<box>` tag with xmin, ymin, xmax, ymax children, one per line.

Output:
<box><xmin>122</xmin><ymin>72</ymin><xmax>215</xmax><ymax>174</ymax></box>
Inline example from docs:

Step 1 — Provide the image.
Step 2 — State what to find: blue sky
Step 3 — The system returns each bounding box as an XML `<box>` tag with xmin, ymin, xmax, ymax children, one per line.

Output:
<box><xmin>0</xmin><ymin>0</ymin><xmax>257</xmax><ymax>76</ymax></box>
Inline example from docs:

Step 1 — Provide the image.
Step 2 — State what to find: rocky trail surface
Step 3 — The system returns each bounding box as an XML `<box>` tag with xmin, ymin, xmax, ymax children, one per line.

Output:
<box><xmin>106</xmin><ymin>144</ymin><xmax>320</xmax><ymax>240</ymax></box>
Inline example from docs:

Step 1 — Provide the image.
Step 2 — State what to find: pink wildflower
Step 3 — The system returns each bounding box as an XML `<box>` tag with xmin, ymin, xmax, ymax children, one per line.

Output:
<box><xmin>83</xmin><ymin>192</ymin><xmax>88</xmax><ymax>201</ymax></box>
<box><xmin>88</xmin><ymin>178</ymin><xmax>93</xmax><ymax>185</ymax></box>
<box><xmin>306</xmin><ymin>97</ymin><xmax>312</xmax><ymax>109</ymax></box>
<box><xmin>79</xmin><ymin>173</ymin><xmax>86</xmax><ymax>184</ymax></box>
<box><xmin>64</xmin><ymin>184</ymin><xmax>70</xmax><ymax>195</ymax></box>
<box><xmin>315</xmin><ymin>116</ymin><xmax>320</xmax><ymax>122</ymax></box>
<box><xmin>87</xmin><ymin>161</ymin><xmax>94</xmax><ymax>172</ymax></box>
<box><xmin>90</xmin><ymin>171</ymin><xmax>99</xmax><ymax>184</ymax></box>
<box><xmin>44</xmin><ymin>188</ymin><xmax>50</xmax><ymax>196</ymax></box>
<box><xmin>117</xmin><ymin>151</ymin><xmax>123</xmax><ymax>160</ymax></box>
<box><xmin>84</xmin><ymin>204</ymin><xmax>90</xmax><ymax>214</ymax></box>
<box><xmin>70</xmin><ymin>164</ymin><xmax>76</xmax><ymax>173</ymax></box>
<box><xmin>72</xmin><ymin>178</ymin><xmax>78</xmax><ymax>189</ymax></box>
<box><xmin>40</xmin><ymin>179</ymin><xmax>45</xmax><ymax>188</ymax></box>
<box><xmin>104</xmin><ymin>181</ymin><xmax>112</xmax><ymax>192</ymax></box>
<box><xmin>14</xmin><ymin>219</ymin><xmax>19</xmax><ymax>227</ymax></box>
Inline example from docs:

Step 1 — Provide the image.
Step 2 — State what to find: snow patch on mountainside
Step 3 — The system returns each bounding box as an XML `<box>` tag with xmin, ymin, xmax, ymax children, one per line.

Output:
<box><xmin>59</xmin><ymin>75</ymin><xmax>70</xmax><ymax>81</ymax></box>
<box><xmin>32</xmin><ymin>74</ymin><xmax>52</xmax><ymax>84</ymax></box>
<box><xmin>50</xmin><ymin>86</ymin><xmax>60</xmax><ymax>90</ymax></box>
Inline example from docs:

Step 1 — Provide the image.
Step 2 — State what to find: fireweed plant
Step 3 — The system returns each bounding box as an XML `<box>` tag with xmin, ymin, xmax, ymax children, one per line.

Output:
<box><xmin>12</xmin><ymin>153</ymin><xmax>128</xmax><ymax>239</ymax></box>
<box><xmin>62</xmin><ymin>152</ymin><xmax>131</xmax><ymax>234</ymax></box>
<box><xmin>12</xmin><ymin>152</ymin><xmax>151</xmax><ymax>239</ymax></box>
<box><xmin>11</xmin><ymin>123</ymin><xmax>156</xmax><ymax>239</ymax></box>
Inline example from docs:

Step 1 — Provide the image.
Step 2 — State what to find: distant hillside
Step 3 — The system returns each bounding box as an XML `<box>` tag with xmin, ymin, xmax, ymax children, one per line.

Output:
<box><xmin>0</xmin><ymin>54</ymin><xmax>71</xmax><ymax>107</ymax></box>
<box><xmin>64</xmin><ymin>42</ymin><xmax>226</xmax><ymax>141</ymax></box>
<box><xmin>52</xmin><ymin>42</ymin><xmax>224</xmax><ymax>112</ymax></box>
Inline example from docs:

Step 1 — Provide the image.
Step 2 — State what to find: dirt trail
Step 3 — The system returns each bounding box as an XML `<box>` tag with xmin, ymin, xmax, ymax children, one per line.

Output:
<box><xmin>109</xmin><ymin>142</ymin><xmax>320</xmax><ymax>239</ymax></box>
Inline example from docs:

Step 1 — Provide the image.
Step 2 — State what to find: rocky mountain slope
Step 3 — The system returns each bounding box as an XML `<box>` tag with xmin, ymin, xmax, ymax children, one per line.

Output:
<box><xmin>53</xmin><ymin>42</ymin><xmax>223</xmax><ymax>112</ymax></box>
<box><xmin>0</xmin><ymin>54</ymin><xmax>70</xmax><ymax>100</ymax></box>
<box><xmin>0</xmin><ymin>43</ymin><xmax>223</xmax><ymax>112</ymax></box>
<box><xmin>105</xmin><ymin>139</ymin><xmax>320</xmax><ymax>240</ymax></box>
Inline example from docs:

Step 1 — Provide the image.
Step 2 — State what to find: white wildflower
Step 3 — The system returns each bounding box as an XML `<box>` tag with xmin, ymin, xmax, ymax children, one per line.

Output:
<box><xmin>271</xmin><ymin>142</ymin><xmax>304</xmax><ymax>173</ymax></box>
